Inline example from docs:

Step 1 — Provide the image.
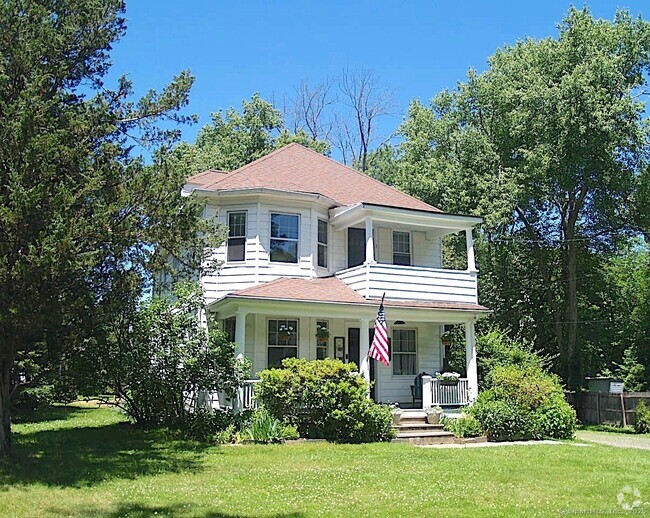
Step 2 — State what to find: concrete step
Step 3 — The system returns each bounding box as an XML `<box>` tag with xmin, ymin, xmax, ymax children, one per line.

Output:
<box><xmin>393</xmin><ymin>430</ymin><xmax>456</xmax><ymax>445</ymax></box>
<box><xmin>393</xmin><ymin>423</ymin><xmax>445</xmax><ymax>432</ymax></box>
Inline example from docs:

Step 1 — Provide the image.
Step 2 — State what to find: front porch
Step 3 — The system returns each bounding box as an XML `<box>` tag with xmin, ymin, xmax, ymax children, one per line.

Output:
<box><xmin>210</xmin><ymin>286</ymin><xmax>483</xmax><ymax>410</ymax></box>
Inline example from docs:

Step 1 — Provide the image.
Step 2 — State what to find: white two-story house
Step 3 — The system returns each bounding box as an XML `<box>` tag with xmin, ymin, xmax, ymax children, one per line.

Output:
<box><xmin>183</xmin><ymin>143</ymin><xmax>488</xmax><ymax>408</ymax></box>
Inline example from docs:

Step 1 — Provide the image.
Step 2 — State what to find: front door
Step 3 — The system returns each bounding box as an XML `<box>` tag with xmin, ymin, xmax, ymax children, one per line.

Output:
<box><xmin>347</xmin><ymin>228</ymin><xmax>365</xmax><ymax>268</ymax></box>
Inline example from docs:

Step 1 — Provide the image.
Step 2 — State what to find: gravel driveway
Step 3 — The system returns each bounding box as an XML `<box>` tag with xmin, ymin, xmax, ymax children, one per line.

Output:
<box><xmin>576</xmin><ymin>430</ymin><xmax>650</xmax><ymax>450</ymax></box>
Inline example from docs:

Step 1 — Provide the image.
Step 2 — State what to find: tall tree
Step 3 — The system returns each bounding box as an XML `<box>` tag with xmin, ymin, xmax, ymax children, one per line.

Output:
<box><xmin>397</xmin><ymin>7</ymin><xmax>650</xmax><ymax>389</ymax></box>
<box><xmin>0</xmin><ymin>1</ymin><xmax>212</xmax><ymax>455</ymax></box>
<box><xmin>174</xmin><ymin>94</ymin><xmax>329</xmax><ymax>176</ymax></box>
<box><xmin>336</xmin><ymin>69</ymin><xmax>396</xmax><ymax>171</ymax></box>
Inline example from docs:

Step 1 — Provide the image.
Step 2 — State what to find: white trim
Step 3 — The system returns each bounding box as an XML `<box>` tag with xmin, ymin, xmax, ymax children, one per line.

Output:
<box><xmin>391</xmin><ymin>327</ymin><xmax>418</xmax><ymax>377</ymax></box>
<box><xmin>266</xmin><ymin>317</ymin><xmax>299</xmax><ymax>368</ymax></box>
<box><xmin>226</xmin><ymin>210</ymin><xmax>247</xmax><ymax>264</ymax></box>
<box><xmin>392</xmin><ymin>229</ymin><xmax>412</xmax><ymax>266</ymax></box>
<box><xmin>317</xmin><ymin>218</ymin><xmax>329</xmax><ymax>269</ymax></box>
<box><xmin>269</xmin><ymin>212</ymin><xmax>301</xmax><ymax>264</ymax></box>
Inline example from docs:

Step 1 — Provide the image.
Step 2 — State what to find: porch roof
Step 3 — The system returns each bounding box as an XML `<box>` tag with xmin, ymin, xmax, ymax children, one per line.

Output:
<box><xmin>209</xmin><ymin>276</ymin><xmax>489</xmax><ymax>313</ymax></box>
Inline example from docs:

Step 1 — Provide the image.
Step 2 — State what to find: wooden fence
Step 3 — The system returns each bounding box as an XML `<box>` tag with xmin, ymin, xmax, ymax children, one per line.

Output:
<box><xmin>567</xmin><ymin>392</ymin><xmax>650</xmax><ymax>426</ymax></box>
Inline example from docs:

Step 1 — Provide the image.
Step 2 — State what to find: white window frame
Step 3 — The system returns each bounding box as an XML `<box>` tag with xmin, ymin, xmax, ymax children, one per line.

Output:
<box><xmin>392</xmin><ymin>328</ymin><xmax>417</xmax><ymax>376</ymax></box>
<box><xmin>269</xmin><ymin>212</ymin><xmax>300</xmax><ymax>264</ymax></box>
<box><xmin>392</xmin><ymin>230</ymin><xmax>412</xmax><ymax>266</ymax></box>
<box><xmin>267</xmin><ymin>318</ymin><xmax>299</xmax><ymax>368</ymax></box>
<box><xmin>317</xmin><ymin>219</ymin><xmax>328</xmax><ymax>269</ymax></box>
<box><xmin>316</xmin><ymin>319</ymin><xmax>329</xmax><ymax>360</ymax></box>
<box><xmin>226</xmin><ymin>210</ymin><xmax>247</xmax><ymax>263</ymax></box>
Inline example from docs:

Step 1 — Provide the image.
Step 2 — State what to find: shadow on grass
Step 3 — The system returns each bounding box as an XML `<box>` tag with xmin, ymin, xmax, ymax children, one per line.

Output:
<box><xmin>1</xmin><ymin>407</ymin><xmax>212</xmax><ymax>488</ymax></box>
<box><xmin>51</xmin><ymin>502</ymin><xmax>305</xmax><ymax>518</ymax></box>
<box><xmin>11</xmin><ymin>404</ymin><xmax>90</xmax><ymax>424</ymax></box>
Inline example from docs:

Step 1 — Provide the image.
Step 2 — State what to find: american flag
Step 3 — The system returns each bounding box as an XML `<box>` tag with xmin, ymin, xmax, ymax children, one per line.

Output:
<box><xmin>368</xmin><ymin>296</ymin><xmax>390</xmax><ymax>367</ymax></box>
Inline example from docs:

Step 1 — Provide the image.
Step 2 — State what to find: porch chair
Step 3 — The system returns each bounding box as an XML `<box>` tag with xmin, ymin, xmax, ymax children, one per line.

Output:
<box><xmin>410</xmin><ymin>372</ymin><xmax>430</xmax><ymax>408</ymax></box>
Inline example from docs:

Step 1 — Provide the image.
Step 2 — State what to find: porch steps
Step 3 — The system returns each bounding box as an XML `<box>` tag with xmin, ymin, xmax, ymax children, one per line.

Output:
<box><xmin>392</xmin><ymin>411</ymin><xmax>456</xmax><ymax>445</ymax></box>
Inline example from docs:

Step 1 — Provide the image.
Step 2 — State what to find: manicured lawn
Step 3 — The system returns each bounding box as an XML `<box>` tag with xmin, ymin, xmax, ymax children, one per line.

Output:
<box><xmin>1</xmin><ymin>405</ymin><xmax>649</xmax><ymax>517</ymax></box>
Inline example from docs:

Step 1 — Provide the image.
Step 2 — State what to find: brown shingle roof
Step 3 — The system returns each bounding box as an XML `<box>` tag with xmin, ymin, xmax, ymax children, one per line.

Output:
<box><xmin>187</xmin><ymin>169</ymin><xmax>229</xmax><ymax>187</ymax></box>
<box><xmin>225</xmin><ymin>276</ymin><xmax>489</xmax><ymax>312</ymax></box>
<box><xmin>191</xmin><ymin>143</ymin><xmax>441</xmax><ymax>213</ymax></box>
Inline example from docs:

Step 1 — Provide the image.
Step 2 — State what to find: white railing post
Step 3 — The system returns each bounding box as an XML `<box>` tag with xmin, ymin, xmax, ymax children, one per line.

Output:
<box><xmin>422</xmin><ymin>375</ymin><xmax>433</xmax><ymax>410</ymax></box>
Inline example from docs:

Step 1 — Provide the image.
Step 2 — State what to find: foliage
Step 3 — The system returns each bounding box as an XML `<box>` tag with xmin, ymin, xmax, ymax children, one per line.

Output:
<box><xmin>241</xmin><ymin>407</ymin><xmax>297</xmax><ymax>444</ymax></box>
<box><xmin>395</xmin><ymin>7</ymin><xmax>650</xmax><ymax>389</ymax></box>
<box><xmin>176</xmin><ymin>408</ymin><xmax>234</xmax><ymax>443</ymax></box>
<box><xmin>443</xmin><ymin>414</ymin><xmax>483</xmax><ymax>438</ymax></box>
<box><xmin>634</xmin><ymin>400</ymin><xmax>650</xmax><ymax>434</ymax></box>
<box><xmin>0</xmin><ymin>0</ymin><xmax>216</xmax><ymax>454</ymax></box>
<box><xmin>75</xmin><ymin>283</ymin><xmax>248</xmax><ymax>428</ymax></box>
<box><xmin>470</xmin><ymin>365</ymin><xmax>576</xmax><ymax>441</ymax></box>
<box><xmin>256</xmin><ymin>358</ymin><xmax>394</xmax><ymax>443</ymax></box>
<box><xmin>172</xmin><ymin>93</ymin><xmax>329</xmax><ymax>176</ymax></box>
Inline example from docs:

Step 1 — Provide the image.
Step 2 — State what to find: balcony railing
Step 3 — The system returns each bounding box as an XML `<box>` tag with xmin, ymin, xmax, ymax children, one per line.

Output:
<box><xmin>336</xmin><ymin>263</ymin><xmax>478</xmax><ymax>304</ymax></box>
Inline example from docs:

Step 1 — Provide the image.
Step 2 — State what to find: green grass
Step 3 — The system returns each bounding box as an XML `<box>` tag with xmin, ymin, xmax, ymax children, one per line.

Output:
<box><xmin>1</xmin><ymin>406</ymin><xmax>649</xmax><ymax>517</ymax></box>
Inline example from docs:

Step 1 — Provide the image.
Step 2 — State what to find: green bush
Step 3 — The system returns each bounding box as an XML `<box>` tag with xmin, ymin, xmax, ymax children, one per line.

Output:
<box><xmin>634</xmin><ymin>400</ymin><xmax>650</xmax><ymax>434</ymax></box>
<box><xmin>242</xmin><ymin>407</ymin><xmax>295</xmax><ymax>444</ymax></box>
<box><xmin>176</xmin><ymin>407</ymin><xmax>234</xmax><ymax>442</ymax></box>
<box><xmin>470</xmin><ymin>365</ymin><xmax>576</xmax><ymax>441</ymax></box>
<box><xmin>256</xmin><ymin>358</ymin><xmax>394</xmax><ymax>443</ymax></box>
<box><xmin>443</xmin><ymin>414</ymin><xmax>483</xmax><ymax>438</ymax></box>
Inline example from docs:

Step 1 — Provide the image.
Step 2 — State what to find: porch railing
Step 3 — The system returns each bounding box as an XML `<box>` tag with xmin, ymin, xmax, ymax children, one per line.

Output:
<box><xmin>237</xmin><ymin>379</ymin><xmax>260</xmax><ymax>410</ymax></box>
<box><xmin>431</xmin><ymin>378</ymin><xmax>470</xmax><ymax>406</ymax></box>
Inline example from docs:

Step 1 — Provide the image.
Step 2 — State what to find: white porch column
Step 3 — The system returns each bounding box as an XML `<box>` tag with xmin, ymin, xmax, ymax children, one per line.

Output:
<box><xmin>358</xmin><ymin>318</ymin><xmax>372</xmax><ymax>385</ymax></box>
<box><xmin>365</xmin><ymin>217</ymin><xmax>375</xmax><ymax>264</ymax></box>
<box><xmin>465</xmin><ymin>320</ymin><xmax>478</xmax><ymax>403</ymax></box>
<box><xmin>421</xmin><ymin>375</ymin><xmax>433</xmax><ymax>410</ymax></box>
<box><xmin>465</xmin><ymin>227</ymin><xmax>477</xmax><ymax>272</ymax></box>
<box><xmin>234</xmin><ymin>310</ymin><xmax>248</xmax><ymax>360</ymax></box>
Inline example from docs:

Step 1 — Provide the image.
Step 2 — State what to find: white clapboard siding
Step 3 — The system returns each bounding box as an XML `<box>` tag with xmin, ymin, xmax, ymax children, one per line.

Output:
<box><xmin>336</xmin><ymin>263</ymin><xmax>478</xmax><ymax>304</ymax></box>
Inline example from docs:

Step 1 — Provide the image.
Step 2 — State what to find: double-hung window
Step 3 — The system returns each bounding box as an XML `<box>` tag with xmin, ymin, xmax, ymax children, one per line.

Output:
<box><xmin>270</xmin><ymin>213</ymin><xmax>299</xmax><ymax>263</ymax></box>
<box><xmin>268</xmin><ymin>319</ymin><xmax>299</xmax><ymax>368</ymax></box>
<box><xmin>317</xmin><ymin>219</ymin><xmax>328</xmax><ymax>268</ymax></box>
<box><xmin>392</xmin><ymin>329</ymin><xmax>417</xmax><ymax>375</ymax></box>
<box><xmin>393</xmin><ymin>231</ymin><xmax>411</xmax><ymax>266</ymax></box>
<box><xmin>227</xmin><ymin>211</ymin><xmax>246</xmax><ymax>262</ymax></box>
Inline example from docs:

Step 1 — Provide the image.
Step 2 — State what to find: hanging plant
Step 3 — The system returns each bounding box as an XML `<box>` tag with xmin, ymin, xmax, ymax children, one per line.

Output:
<box><xmin>315</xmin><ymin>323</ymin><xmax>330</xmax><ymax>340</ymax></box>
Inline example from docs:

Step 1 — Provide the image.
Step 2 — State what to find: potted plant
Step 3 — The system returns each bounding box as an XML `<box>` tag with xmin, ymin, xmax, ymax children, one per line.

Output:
<box><xmin>388</xmin><ymin>402</ymin><xmax>403</xmax><ymax>425</ymax></box>
<box><xmin>436</xmin><ymin>372</ymin><xmax>460</xmax><ymax>385</ymax></box>
<box><xmin>315</xmin><ymin>323</ymin><xmax>330</xmax><ymax>342</ymax></box>
<box><xmin>440</xmin><ymin>331</ymin><xmax>453</xmax><ymax>347</ymax></box>
<box><xmin>278</xmin><ymin>323</ymin><xmax>295</xmax><ymax>343</ymax></box>
<box><xmin>426</xmin><ymin>405</ymin><xmax>444</xmax><ymax>424</ymax></box>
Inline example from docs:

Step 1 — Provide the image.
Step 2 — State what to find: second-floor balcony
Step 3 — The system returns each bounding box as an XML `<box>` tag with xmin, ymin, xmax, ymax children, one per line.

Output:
<box><xmin>336</xmin><ymin>263</ymin><xmax>478</xmax><ymax>304</ymax></box>
<box><xmin>331</xmin><ymin>203</ymin><xmax>482</xmax><ymax>305</ymax></box>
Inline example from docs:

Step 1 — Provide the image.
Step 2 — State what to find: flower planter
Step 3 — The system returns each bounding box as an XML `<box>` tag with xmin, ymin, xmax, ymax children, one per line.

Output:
<box><xmin>426</xmin><ymin>411</ymin><xmax>443</xmax><ymax>424</ymax></box>
<box><xmin>391</xmin><ymin>411</ymin><xmax>403</xmax><ymax>426</ymax></box>
<box><xmin>438</xmin><ymin>380</ymin><xmax>459</xmax><ymax>386</ymax></box>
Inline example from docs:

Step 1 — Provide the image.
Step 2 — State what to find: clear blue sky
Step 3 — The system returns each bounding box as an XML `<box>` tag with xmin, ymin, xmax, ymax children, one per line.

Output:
<box><xmin>109</xmin><ymin>1</ymin><xmax>648</xmax><ymax>149</ymax></box>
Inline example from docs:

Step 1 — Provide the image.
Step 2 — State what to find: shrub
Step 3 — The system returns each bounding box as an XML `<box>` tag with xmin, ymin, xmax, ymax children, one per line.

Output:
<box><xmin>470</xmin><ymin>365</ymin><xmax>576</xmax><ymax>441</ymax></box>
<box><xmin>443</xmin><ymin>414</ymin><xmax>483</xmax><ymax>438</ymax></box>
<box><xmin>176</xmin><ymin>407</ymin><xmax>234</xmax><ymax>442</ymax></box>
<box><xmin>634</xmin><ymin>400</ymin><xmax>650</xmax><ymax>434</ymax></box>
<box><xmin>256</xmin><ymin>358</ymin><xmax>394</xmax><ymax>443</ymax></box>
<box><xmin>80</xmin><ymin>283</ymin><xmax>249</xmax><ymax>428</ymax></box>
<box><xmin>242</xmin><ymin>407</ymin><xmax>292</xmax><ymax>444</ymax></box>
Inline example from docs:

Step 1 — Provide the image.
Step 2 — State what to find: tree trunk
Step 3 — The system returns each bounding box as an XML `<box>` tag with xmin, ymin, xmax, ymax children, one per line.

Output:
<box><xmin>564</xmin><ymin>223</ymin><xmax>581</xmax><ymax>390</ymax></box>
<box><xmin>0</xmin><ymin>356</ymin><xmax>12</xmax><ymax>455</ymax></box>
